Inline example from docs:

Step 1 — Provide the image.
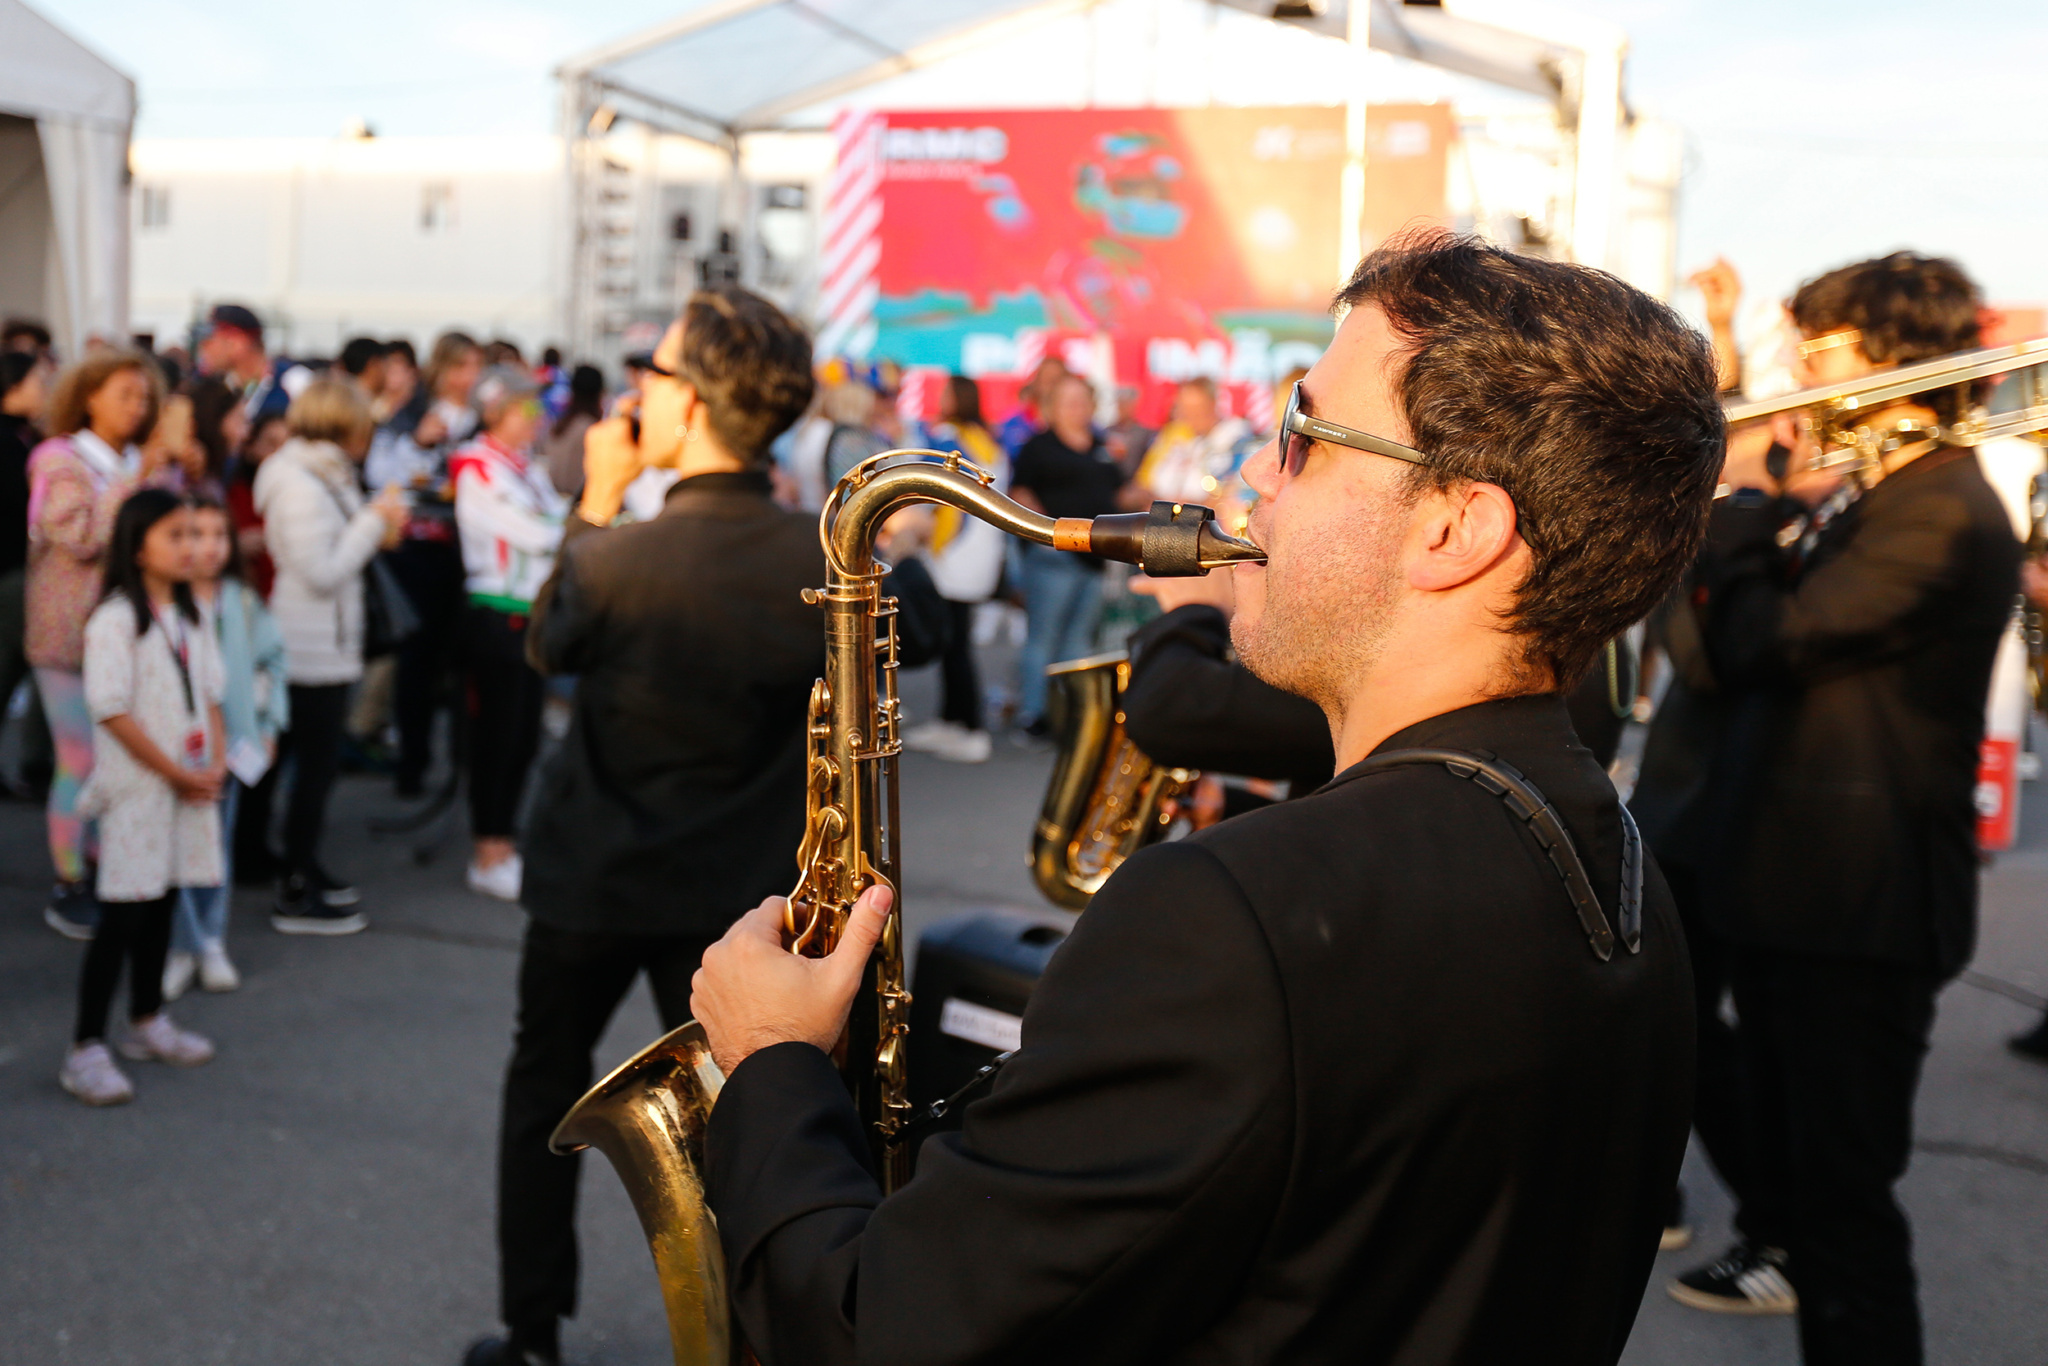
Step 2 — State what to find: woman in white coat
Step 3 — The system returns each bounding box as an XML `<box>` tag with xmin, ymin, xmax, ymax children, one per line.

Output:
<box><xmin>252</xmin><ymin>381</ymin><xmax>405</xmax><ymax>933</ymax></box>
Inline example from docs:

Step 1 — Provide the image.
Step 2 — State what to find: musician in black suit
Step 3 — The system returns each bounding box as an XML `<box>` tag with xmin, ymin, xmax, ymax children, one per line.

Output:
<box><xmin>1122</xmin><ymin>580</ymin><xmax>1335</xmax><ymax>803</ymax></box>
<box><xmin>464</xmin><ymin>288</ymin><xmax>819</xmax><ymax>1366</ymax></box>
<box><xmin>1122</xmin><ymin>589</ymin><xmax>1635</xmax><ymax>806</ymax></box>
<box><xmin>1668</xmin><ymin>253</ymin><xmax>2021</xmax><ymax>1364</ymax></box>
<box><xmin>688</xmin><ymin>233</ymin><xmax>1725</xmax><ymax>1365</ymax></box>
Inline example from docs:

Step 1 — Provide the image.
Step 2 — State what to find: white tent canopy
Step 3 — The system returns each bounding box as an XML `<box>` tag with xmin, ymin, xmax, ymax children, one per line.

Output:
<box><xmin>0</xmin><ymin>0</ymin><xmax>134</xmax><ymax>357</ymax></box>
<box><xmin>559</xmin><ymin>0</ymin><xmax>1096</xmax><ymax>144</ymax></box>
<box><xmin>554</xmin><ymin>0</ymin><xmax>1643</xmax><ymax>353</ymax></box>
<box><xmin>557</xmin><ymin>0</ymin><xmax>1586</xmax><ymax>142</ymax></box>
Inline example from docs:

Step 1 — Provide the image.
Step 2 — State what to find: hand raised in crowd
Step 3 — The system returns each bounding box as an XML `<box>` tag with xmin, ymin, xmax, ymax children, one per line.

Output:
<box><xmin>413</xmin><ymin>410</ymin><xmax>448</xmax><ymax>448</ymax></box>
<box><xmin>141</xmin><ymin>395</ymin><xmax>206</xmax><ymax>484</ymax></box>
<box><xmin>575</xmin><ymin>394</ymin><xmax>647</xmax><ymax>526</ymax></box>
<box><xmin>1687</xmin><ymin>257</ymin><xmax>1742</xmax><ymax>328</ymax></box>
<box><xmin>1687</xmin><ymin>257</ymin><xmax>1744</xmax><ymax>392</ymax></box>
<box><xmin>1131</xmin><ymin>568</ymin><xmax>1236</xmax><ymax>617</ymax></box>
<box><xmin>370</xmin><ymin>484</ymin><xmax>408</xmax><ymax>548</ymax></box>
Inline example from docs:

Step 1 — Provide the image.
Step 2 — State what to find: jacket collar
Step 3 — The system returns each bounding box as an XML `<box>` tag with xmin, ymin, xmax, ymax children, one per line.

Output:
<box><xmin>70</xmin><ymin>429</ymin><xmax>135</xmax><ymax>483</ymax></box>
<box><xmin>1320</xmin><ymin>693</ymin><xmax>1578</xmax><ymax>793</ymax></box>
<box><xmin>281</xmin><ymin>437</ymin><xmax>359</xmax><ymax>489</ymax></box>
<box><xmin>659</xmin><ymin>467</ymin><xmax>774</xmax><ymax>513</ymax></box>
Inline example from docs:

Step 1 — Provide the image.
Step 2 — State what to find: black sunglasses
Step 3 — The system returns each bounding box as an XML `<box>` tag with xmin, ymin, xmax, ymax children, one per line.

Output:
<box><xmin>1278</xmin><ymin>380</ymin><xmax>1428</xmax><ymax>477</ymax></box>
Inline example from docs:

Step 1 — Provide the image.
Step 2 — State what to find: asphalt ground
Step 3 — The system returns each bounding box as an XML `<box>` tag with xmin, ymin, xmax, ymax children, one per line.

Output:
<box><xmin>2</xmin><ymin>670</ymin><xmax>2045</xmax><ymax>1366</ymax></box>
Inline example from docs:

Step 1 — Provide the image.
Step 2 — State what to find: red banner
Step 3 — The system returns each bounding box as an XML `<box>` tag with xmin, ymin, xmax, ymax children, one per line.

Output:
<box><xmin>840</xmin><ymin>106</ymin><xmax>1448</xmax><ymax>425</ymax></box>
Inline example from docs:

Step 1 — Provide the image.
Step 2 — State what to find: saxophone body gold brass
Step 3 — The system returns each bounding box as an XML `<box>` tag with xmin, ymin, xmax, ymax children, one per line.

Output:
<box><xmin>1033</xmin><ymin>652</ymin><xmax>1196</xmax><ymax>910</ymax></box>
<box><xmin>548</xmin><ymin>450</ymin><xmax>1263</xmax><ymax>1366</ymax></box>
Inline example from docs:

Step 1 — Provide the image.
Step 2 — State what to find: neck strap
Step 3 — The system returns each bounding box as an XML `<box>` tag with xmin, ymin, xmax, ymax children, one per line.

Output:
<box><xmin>1348</xmin><ymin>747</ymin><xmax>1641</xmax><ymax>961</ymax></box>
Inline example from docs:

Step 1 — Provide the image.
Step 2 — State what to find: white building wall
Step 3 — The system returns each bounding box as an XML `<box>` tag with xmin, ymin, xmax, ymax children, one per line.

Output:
<box><xmin>130</xmin><ymin>136</ymin><xmax>568</xmax><ymax>360</ymax></box>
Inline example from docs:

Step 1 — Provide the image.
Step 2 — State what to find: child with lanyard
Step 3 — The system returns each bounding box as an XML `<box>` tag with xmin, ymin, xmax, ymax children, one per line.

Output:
<box><xmin>161</xmin><ymin>496</ymin><xmax>290</xmax><ymax>1001</ymax></box>
<box><xmin>61</xmin><ymin>489</ymin><xmax>226</xmax><ymax>1106</ymax></box>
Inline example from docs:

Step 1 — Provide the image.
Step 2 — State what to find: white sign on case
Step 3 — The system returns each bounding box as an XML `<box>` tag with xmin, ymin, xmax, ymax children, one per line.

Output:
<box><xmin>939</xmin><ymin>997</ymin><xmax>1023</xmax><ymax>1054</ymax></box>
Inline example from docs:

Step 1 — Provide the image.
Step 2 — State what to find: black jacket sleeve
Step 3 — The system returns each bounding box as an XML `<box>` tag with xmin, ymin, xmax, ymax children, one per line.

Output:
<box><xmin>1702</xmin><ymin>486</ymin><xmax>1972</xmax><ymax>688</ymax></box>
<box><xmin>525</xmin><ymin>515</ymin><xmax>604</xmax><ymax>677</ymax></box>
<box><xmin>1121</xmin><ymin>605</ymin><xmax>1334</xmax><ymax>786</ymax></box>
<box><xmin>703</xmin><ymin>840</ymin><xmax>1294</xmax><ymax>1366</ymax></box>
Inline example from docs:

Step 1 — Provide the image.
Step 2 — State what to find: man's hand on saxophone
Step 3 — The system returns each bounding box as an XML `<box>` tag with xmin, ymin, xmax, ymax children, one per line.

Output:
<box><xmin>691</xmin><ymin>883</ymin><xmax>895</xmax><ymax>1076</ymax></box>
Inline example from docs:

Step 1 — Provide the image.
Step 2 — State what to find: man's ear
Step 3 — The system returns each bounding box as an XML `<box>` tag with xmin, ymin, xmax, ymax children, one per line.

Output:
<box><xmin>1407</xmin><ymin>481</ymin><xmax>1520</xmax><ymax>592</ymax></box>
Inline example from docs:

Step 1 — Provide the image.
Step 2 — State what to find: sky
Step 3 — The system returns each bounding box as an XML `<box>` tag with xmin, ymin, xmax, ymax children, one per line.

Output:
<box><xmin>28</xmin><ymin>0</ymin><xmax>2048</xmax><ymax>318</ymax></box>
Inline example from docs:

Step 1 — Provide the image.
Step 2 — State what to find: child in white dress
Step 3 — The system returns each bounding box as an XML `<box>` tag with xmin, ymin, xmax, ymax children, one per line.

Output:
<box><xmin>60</xmin><ymin>489</ymin><xmax>226</xmax><ymax>1105</ymax></box>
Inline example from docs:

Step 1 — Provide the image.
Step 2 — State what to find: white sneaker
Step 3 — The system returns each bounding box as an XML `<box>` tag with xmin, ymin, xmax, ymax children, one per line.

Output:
<box><xmin>900</xmin><ymin>720</ymin><xmax>966</xmax><ymax>753</ymax></box>
<box><xmin>467</xmin><ymin>852</ymin><xmax>523</xmax><ymax>902</ymax></box>
<box><xmin>162</xmin><ymin>950</ymin><xmax>197</xmax><ymax>1002</ymax></box>
<box><xmin>198</xmin><ymin>940</ymin><xmax>241</xmax><ymax>993</ymax></box>
<box><xmin>60</xmin><ymin>1042</ymin><xmax>134</xmax><ymax>1106</ymax></box>
<box><xmin>118</xmin><ymin>1012</ymin><xmax>215</xmax><ymax>1066</ymax></box>
<box><xmin>930</xmin><ymin>727</ymin><xmax>992</xmax><ymax>763</ymax></box>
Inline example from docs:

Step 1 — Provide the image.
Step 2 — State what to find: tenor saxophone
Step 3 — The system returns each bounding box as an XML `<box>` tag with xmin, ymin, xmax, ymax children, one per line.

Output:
<box><xmin>1032</xmin><ymin>652</ymin><xmax>1196</xmax><ymax>910</ymax></box>
<box><xmin>548</xmin><ymin>451</ymin><xmax>1263</xmax><ymax>1365</ymax></box>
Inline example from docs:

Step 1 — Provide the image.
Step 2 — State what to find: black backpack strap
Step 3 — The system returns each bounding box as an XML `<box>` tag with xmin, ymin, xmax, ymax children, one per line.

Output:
<box><xmin>1349</xmin><ymin>747</ymin><xmax>1642</xmax><ymax>962</ymax></box>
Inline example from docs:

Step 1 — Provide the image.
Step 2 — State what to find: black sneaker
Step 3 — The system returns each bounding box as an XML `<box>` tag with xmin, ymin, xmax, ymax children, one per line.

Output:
<box><xmin>1660</xmin><ymin>1183</ymin><xmax>1694</xmax><ymax>1251</ymax></box>
<box><xmin>273</xmin><ymin>875</ymin><xmax>367</xmax><ymax>936</ymax></box>
<box><xmin>1668</xmin><ymin>1241</ymin><xmax>1796</xmax><ymax>1315</ymax></box>
<box><xmin>308</xmin><ymin>865</ymin><xmax>360</xmax><ymax>908</ymax></box>
<box><xmin>462</xmin><ymin>1335</ymin><xmax>559</xmax><ymax>1366</ymax></box>
<box><xmin>2010</xmin><ymin>1011</ymin><xmax>2048</xmax><ymax>1063</ymax></box>
<box><xmin>44</xmin><ymin>882</ymin><xmax>99</xmax><ymax>941</ymax></box>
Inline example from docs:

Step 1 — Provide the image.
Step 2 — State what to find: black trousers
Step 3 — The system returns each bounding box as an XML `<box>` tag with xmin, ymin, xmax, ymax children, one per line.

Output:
<box><xmin>280</xmin><ymin>682</ymin><xmax>350</xmax><ymax>876</ymax></box>
<box><xmin>390</xmin><ymin>539</ymin><xmax>466</xmax><ymax>788</ymax></box>
<box><xmin>464</xmin><ymin>606</ymin><xmax>544</xmax><ymax>839</ymax></box>
<box><xmin>0</xmin><ymin>566</ymin><xmax>52</xmax><ymax>781</ymax></box>
<box><xmin>73</xmin><ymin>893</ymin><xmax>174</xmax><ymax>1043</ymax></box>
<box><xmin>496</xmin><ymin>919</ymin><xmax>716</xmax><ymax>1343</ymax></box>
<box><xmin>1731</xmin><ymin>945</ymin><xmax>1939</xmax><ymax>1366</ymax></box>
<box><xmin>1665</xmin><ymin>862</ymin><xmax>1779</xmax><ymax>1245</ymax></box>
<box><xmin>937</xmin><ymin>598</ymin><xmax>983</xmax><ymax>731</ymax></box>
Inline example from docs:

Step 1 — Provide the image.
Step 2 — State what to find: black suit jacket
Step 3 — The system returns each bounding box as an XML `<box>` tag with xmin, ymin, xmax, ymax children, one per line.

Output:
<box><xmin>1698</xmin><ymin>449</ymin><xmax>2021</xmax><ymax>975</ymax></box>
<box><xmin>521</xmin><ymin>471</ymin><xmax>825</xmax><ymax>937</ymax></box>
<box><xmin>1122</xmin><ymin>604</ymin><xmax>1334</xmax><ymax>792</ymax></box>
<box><xmin>705</xmin><ymin>695</ymin><xmax>1694</xmax><ymax>1366</ymax></box>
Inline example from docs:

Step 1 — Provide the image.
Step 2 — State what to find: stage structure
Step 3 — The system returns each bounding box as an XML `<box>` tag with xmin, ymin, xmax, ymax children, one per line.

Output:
<box><xmin>555</xmin><ymin>0</ymin><xmax>1674</xmax><ymax>380</ymax></box>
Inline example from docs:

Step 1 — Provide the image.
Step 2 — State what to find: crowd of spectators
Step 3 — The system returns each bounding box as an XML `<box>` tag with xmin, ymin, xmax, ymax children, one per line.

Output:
<box><xmin>1</xmin><ymin>298</ymin><xmax>1297</xmax><ymax>1110</ymax></box>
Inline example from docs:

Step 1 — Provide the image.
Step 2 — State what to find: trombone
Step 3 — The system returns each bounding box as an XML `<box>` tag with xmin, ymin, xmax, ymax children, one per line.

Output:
<box><xmin>1720</xmin><ymin>337</ymin><xmax>2048</xmax><ymax>493</ymax></box>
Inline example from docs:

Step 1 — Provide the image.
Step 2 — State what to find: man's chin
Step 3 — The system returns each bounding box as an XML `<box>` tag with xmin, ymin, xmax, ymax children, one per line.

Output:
<box><xmin>1229</xmin><ymin>614</ymin><xmax>1274</xmax><ymax>684</ymax></box>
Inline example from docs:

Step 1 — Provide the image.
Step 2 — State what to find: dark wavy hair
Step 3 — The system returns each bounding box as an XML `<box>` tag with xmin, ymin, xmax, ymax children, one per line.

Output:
<box><xmin>677</xmin><ymin>287</ymin><xmax>816</xmax><ymax>463</ymax></box>
<box><xmin>102</xmin><ymin>488</ymin><xmax>197</xmax><ymax>636</ymax></box>
<box><xmin>1790</xmin><ymin>252</ymin><xmax>1982</xmax><ymax>423</ymax></box>
<box><xmin>1335</xmin><ymin>231</ymin><xmax>1725</xmax><ymax>690</ymax></box>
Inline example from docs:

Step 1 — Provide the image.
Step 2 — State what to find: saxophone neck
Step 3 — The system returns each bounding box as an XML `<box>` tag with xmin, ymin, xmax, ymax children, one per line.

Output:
<box><xmin>823</xmin><ymin>451</ymin><xmax>1266</xmax><ymax>577</ymax></box>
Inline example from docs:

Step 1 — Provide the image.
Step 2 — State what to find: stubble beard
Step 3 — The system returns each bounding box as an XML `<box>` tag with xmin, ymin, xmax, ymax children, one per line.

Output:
<box><xmin>1233</xmin><ymin>508</ymin><xmax>1407</xmax><ymax>719</ymax></box>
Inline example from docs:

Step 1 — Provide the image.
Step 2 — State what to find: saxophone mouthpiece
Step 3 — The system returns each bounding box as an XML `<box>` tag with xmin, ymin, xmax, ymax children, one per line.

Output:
<box><xmin>1054</xmin><ymin>501</ymin><xmax>1267</xmax><ymax>577</ymax></box>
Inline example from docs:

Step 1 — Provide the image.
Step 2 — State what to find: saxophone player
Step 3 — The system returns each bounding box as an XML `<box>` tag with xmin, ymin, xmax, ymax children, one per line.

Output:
<box><xmin>690</xmin><ymin>233</ymin><xmax>1723</xmax><ymax>1364</ymax></box>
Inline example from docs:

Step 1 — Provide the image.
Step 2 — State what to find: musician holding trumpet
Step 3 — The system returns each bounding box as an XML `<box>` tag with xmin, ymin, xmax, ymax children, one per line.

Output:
<box><xmin>686</xmin><ymin>233</ymin><xmax>1724</xmax><ymax>1364</ymax></box>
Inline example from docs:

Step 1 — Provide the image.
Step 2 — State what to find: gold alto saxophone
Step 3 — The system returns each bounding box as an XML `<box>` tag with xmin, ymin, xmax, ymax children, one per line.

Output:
<box><xmin>548</xmin><ymin>451</ymin><xmax>1263</xmax><ymax>1366</ymax></box>
<box><xmin>1032</xmin><ymin>652</ymin><xmax>1196</xmax><ymax>910</ymax></box>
